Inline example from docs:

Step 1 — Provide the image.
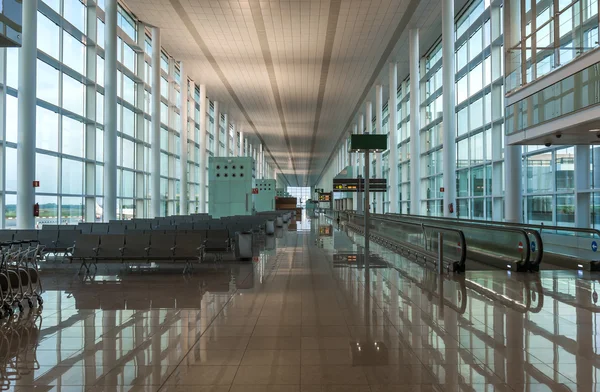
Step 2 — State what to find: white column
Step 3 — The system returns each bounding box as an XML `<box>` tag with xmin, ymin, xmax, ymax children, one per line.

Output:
<box><xmin>442</xmin><ymin>0</ymin><xmax>457</xmax><ymax>218</ymax></box>
<box><xmin>198</xmin><ymin>85</ymin><xmax>208</xmax><ymax>213</ymax></box>
<box><xmin>352</xmin><ymin>124</ymin><xmax>359</xmax><ymax>212</ymax></box>
<box><xmin>358</xmin><ymin>114</ymin><xmax>365</xmax><ymax>215</ymax></box>
<box><xmin>366</xmin><ymin>102</ymin><xmax>373</xmax><ymax>212</ymax></box>
<box><xmin>409</xmin><ymin>29</ymin><xmax>421</xmax><ymax>216</ymax></box>
<box><xmin>252</xmin><ymin>146</ymin><xmax>258</xmax><ymax>176</ymax></box>
<box><xmin>224</xmin><ymin>113</ymin><xmax>229</xmax><ymax>157</ymax></box>
<box><xmin>104</xmin><ymin>0</ymin><xmax>118</xmax><ymax>222</ymax></box>
<box><xmin>359</xmin><ymin>114</ymin><xmax>365</xmax><ymax>172</ymax></box>
<box><xmin>213</xmin><ymin>101</ymin><xmax>220</xmax><ymax>156</ymax></box>
<box><xmin>179</xmin><ymin>63</ymin><xmax>189</xmax><ymax>215</ymax></box>
<box><xmin>150</xmin><ymin>27</ymin><xmax>161</xmax><ymax>218</ymax></box>
<box><xmin>232</xmin><ymin>123</ymin><xmax>238</xmax><ymax>156</ymax></box>
<box><xmin>239</xmin><ymin>131</ymin><xmax>245</xmax><ymax>157</ymax></box>
<box><xmin>389</xmin><ymin>62</ymin><xmax>398</xmax><ymax>214</ymax></box>
<box><xmin>344</xmin><ymin>135</ymin><xmax>349</xmax><ymax>168</ymax></box>
<box><xmin>505</xmin><ymin>145</ymin><xmax>522</xmax><ymax>222</ymax></box>
<box><xmin>259</xmin><ymin>144</ymin><xmax>264</xmax><ymax>178</ymax></box>
<box><xmin>375</xmin><ymin>84</ymin><xmax>383</xmax><ymax>213</ymax></box>
<box><xmin>16</xmin><ymin>0</ymin><xmax>37</xmax><ymax>229</ymax></box>
<box><xmin>575</xmin><ymin>146</ymin><xmax>591</xmax><ymax>227</ymax></box>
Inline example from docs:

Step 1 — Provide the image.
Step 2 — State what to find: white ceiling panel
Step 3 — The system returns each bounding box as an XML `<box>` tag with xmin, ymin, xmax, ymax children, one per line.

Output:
<box><xmin>124</xmin><ymin>0</ymin><xmax>442</xmax><ymax>186</ymax></box>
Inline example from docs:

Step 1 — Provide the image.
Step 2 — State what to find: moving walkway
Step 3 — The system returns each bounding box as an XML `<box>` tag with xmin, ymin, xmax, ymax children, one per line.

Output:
<box><xmin>339</xmin><ymin>211</ymin><xmax>599</xmax><ymax>271</ymax></box>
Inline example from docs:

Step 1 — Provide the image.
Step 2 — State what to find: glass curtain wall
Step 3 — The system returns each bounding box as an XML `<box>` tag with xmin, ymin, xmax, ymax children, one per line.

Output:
<box><xmin>421</xmin><ymin>45</ymin><xmax>444</xmax><ymax>216</ymax></box>
<box><xmin>505</xmin><ymin>0</ymin><xmax>600</xmax><ymax>91</ymax></box>
<box><xmin>403</xmin><ymin>0</ymin><xmax>504</xmax><ymax>219</ymax></box>
<box><xmin>453</xmin><ymin>0</ymin><xmax>505</xmax><ymax>220</ymax></box>
<box><xmin>0</xmin><ymin>0</ymin><xmax>207</xmax><ymax>227</ymax></box>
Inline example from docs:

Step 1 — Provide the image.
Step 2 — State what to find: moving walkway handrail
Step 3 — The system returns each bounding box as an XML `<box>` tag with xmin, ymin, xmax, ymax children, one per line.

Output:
<box><xmin>365</xmin><ymin>212</ymin><xmax>533</xmax><ymax>270</ymax></box>
<box><xmin>348</xmin><ymin>212</ymin><xmax>467</xmax><ymax>271</ymax></box>
<box><xmin>389</xmin><ymin>213</ymin><xmax>600</xmax><ymax>238</ymax></box>
<box><xmin>387</xmin><ymin>213</ymin><xmax>544</xmax><ymax>269</ymax></box>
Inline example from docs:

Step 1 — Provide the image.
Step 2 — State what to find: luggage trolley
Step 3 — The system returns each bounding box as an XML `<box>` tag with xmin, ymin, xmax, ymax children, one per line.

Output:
<box><xmin>0</xmin><ymin>309</ymin><xmax>42</xmax><ymax>389</ymax></box>
<box><xmin>0</xmin><ymin>240</ymin><xmax>44</xmax><ymax>317</ymax></box>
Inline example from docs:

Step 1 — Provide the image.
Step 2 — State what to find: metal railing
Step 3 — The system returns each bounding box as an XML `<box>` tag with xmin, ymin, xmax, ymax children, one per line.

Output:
<box><xmin>384</xmin><ymin>213</ymin><xmax>538</xmax><ymax>271</ymax></box>
<box><xmin>390</xmin><ymin>213</ymin><xmax>600</xmax><ymax>270</ymax></box>
<box><xmin>343</xmin><ymin>212</ymin><xmax>467</xmax><ymax>273</ymax></box>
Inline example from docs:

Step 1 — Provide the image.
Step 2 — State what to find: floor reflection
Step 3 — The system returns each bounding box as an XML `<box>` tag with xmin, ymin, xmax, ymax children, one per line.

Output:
<box><xmin>0</xmin><ymin>214</ymin><xmax>600</xmax><ymax>390</ymax></box>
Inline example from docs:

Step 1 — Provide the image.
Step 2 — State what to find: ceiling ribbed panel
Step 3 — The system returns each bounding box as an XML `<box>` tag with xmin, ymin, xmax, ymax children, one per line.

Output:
<box><xmin>124</xmin><ymin>0</ymin><xmax>443</xmax><ymax>186</ymax></box>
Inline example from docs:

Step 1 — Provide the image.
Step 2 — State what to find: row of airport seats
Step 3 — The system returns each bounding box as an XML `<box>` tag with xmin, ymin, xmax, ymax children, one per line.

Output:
<box><xmin>0</xmin><ymin>212</ymin><xmax>293</xmax><ymax>271</ymax></box>
<box><xmin>69</xmin><ymin>229</ymin><xmax>231</xmax><ymax>274</ymax></box>
<box><xmin>0</xmin><ymin>229</ymin><xmax>78</xmax><ymax>256</ymax></box>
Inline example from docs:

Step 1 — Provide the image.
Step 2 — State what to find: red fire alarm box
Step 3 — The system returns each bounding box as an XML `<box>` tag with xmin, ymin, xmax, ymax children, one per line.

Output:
<box><xmin>252</xmin><ymin>188</ymin><xmax>259</xmax><ymax>194</ymax></box>
<box><xmin>33</xmin><ymin>181</ymin><xmax>40</xmax><ymax>187</ymax></box>
<box><xmin>33</xmin><ymin>203</ymin><xmax>40</xmax><ymax>217</ymax></box>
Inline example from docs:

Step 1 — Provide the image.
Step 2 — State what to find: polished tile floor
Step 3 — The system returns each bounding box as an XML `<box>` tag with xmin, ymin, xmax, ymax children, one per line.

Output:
<box><xmin>2</xmin><ymin>214</ymin><xmax>600</xmax><ymax>391</ymax></box>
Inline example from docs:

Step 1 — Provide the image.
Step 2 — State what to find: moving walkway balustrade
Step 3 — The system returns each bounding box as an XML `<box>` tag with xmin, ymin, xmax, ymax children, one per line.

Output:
<box><xmin>342</xmin><ymin>212</ymin><xmax>539</xmax><ymax>271</ymax></box>
<box><xmin>386</xmin><ymin>213</ymin><xmax>600</xmax><ymax>270</ymax></box>
<box><xmin>344</xmin><ymin>213</ymin><xmax>467</xmax><ymax>272</ymax></box>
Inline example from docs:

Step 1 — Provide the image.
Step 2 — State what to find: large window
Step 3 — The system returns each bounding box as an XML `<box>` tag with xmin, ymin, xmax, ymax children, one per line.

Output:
<box><xmin>0</xmin><ymin>0</ymin><xmax>208</xmax><ymax>226</ymax></box>
<box><xmin>288</xmin><ymin>187</ymin><xmax>311</xmax><ymax>207</ymax></box>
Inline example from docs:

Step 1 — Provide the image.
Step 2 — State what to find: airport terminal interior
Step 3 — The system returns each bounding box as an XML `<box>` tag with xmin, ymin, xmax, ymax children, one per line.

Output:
<box><xmin>1</xmin><ymin>0</ymin><xmax>600</xmax><ymax>390</ymax></box>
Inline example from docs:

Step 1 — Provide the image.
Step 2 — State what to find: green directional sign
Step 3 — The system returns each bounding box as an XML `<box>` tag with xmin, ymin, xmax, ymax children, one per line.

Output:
<box><xmin>350</xmin><ymin>134</ymin><xmax>387</xmax><ymax>152</ymax></box>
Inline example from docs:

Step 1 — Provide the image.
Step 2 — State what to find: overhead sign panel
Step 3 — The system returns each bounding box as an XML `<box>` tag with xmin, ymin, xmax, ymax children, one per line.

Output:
<box><xmin>350</xmin><ymin>134</ymin><xmax>387</xmax><ymax>152</ymax></box>
<box><xmin>318</xmin><ymin>193</ymin><xmax>332</xmax><ymax>202</ymax></box>
<box><xmin>333</xmin><ymin>178</ymin><xmax>387</xmax><ymax>192</ymax></box>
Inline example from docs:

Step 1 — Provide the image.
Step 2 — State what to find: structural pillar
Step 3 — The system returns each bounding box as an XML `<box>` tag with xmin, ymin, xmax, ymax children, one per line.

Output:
<box><xmin>375</xmin><ymin>85</ymin><xmax>383</xmax><ymax>214</ymax></box>
<box><xmin>179</xmin><ymin>63</ymin><xmax>189</xmax><ymax>215</ymax></box>
<box><xmin>150</xmin><ymin>26</ymin><xmax>161</xmax><ymax>218</ymax></box>
<box><xmin>575</xmin><ymin>146</ymin><xmax>590</xmax><ymax>227</ymax></box>
<box><xmin>409</xmin><ymin>29</ymin><xmax>421</xmax><ymax>216</ymax></box>
<box><xmin>213</xmin><ymin>101</ymin><xmax>220</xmax><ymax>156</ymax></box>
<box><xmin>104</xmin><ymin>0</ymin><xmax>118</xmax><ymax>221</ymax></box>
<box><xmin>16</xmin><ymin>0</ymin><xmax>37</xmax><ymax>229</ymax></box>
<box><xmin>232</xmin><ymin>123</ymin><xmax>238</xmax><ymax>156</ymax></box>
<box><xmin>198</xmin><ymin>84</ymin><xmax>208</xmax><ymax>213</ymax></box>
<box><xmin>252</xmin><ymin>146</ymin><xmax>258</xmax><ymax>175</ymax></box>
<box><xmin>389</xmin><ymin>62</ymin><xmax>398</xmax><ymax>214</ymax></box>
<box><xmin>239</xmin><ymin>131</ymin><xmax>245</xmax><ymax>157</ymax></box>
<box><xmin>366</xmin><ymin>102</ymin><xmax>373</xmax><ymax>212</ymax></box>
<box><xmin>358</xmin><ymin>115</ymin><xmax>365</xmax><ymax>215</ymax></box>
<box><xmin>259</xmin><ymin>144</ymin><xmax>264</xmax><ymax>179</ymax></box>
<box><xmin>352</xmin><ymin>123</ymin><xmax>359</xmax><ymax>212</ymax></box>
<box><xmin>442</xmin><ymin>0</ymin><xmax>456</xmax><ymax>218</ymax></box>
<box><xmin>505</xmin><ymin>145</ymin><xmax>522</xmax><ymax>222</ymax></box>
<box><xmin>224</xmin><ymin>113</ymin><xmax>229</xmax><ymax>157</ymax></box>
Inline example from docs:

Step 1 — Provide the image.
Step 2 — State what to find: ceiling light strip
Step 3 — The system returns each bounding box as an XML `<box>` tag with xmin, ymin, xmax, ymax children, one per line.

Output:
<box><xmin>305</xmin><ymin>0</ymin><xmax>342</xmax><ymax>187</ymax></box>
<box><xmin>169</xmin><ymin>0</ymin><xmax>291</xmax><ymax>186</ymax></box>
<box><xmin>249</xmin><ymin>0</ymin><xmax>300</xmax><ymax>186</ymax></box>
<box><xmin>314</xmin><ymin>0</ymin><xmax>421</xmax><ymax>186</ymax></box>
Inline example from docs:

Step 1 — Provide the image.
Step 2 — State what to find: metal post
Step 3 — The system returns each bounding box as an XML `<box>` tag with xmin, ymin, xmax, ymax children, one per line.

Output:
<box><xmin>437</xmin><ymin>232</ymin><xmax>444</xmax><ymax>274</ymax></box>
<box><xmin>16</xmin><ymin>0</ymin><xmax>37</xmax><ymax>229</ymax></box>
<box><xmin>364</xmin><ymin>149</ymin><xmax>370</xmax><ymax>260</ymax></box>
